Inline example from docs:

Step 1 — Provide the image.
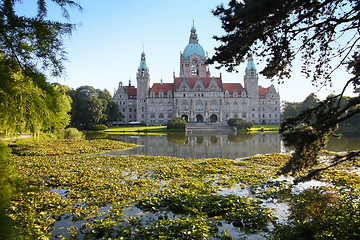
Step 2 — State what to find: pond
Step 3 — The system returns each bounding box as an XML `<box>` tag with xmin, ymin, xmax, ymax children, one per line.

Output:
<box><xmin>91</xmin><ymin>132</ymin><xmax>360</xmax><ymax>159</ymax></box>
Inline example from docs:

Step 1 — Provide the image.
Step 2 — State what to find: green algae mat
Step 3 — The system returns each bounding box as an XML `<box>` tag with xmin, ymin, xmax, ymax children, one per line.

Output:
<box><xmin>2</xmin><ymin>139</ymin><xmax>360</xmax><ymax>239</ymax></box>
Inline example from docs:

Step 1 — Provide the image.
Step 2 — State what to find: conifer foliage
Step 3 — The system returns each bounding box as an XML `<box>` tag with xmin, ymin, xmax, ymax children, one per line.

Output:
<box><xmin>210</xmin><ymin>0</ymin><xmax>360</xmax><ymax>179</ymax></box>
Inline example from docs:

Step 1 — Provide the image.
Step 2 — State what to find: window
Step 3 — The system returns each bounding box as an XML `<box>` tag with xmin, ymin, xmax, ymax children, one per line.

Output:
<box><xmin>210</xmin><ymin>101</ymin><xmax>218</xmax><ymax>111</ymax></box>
<box><xmin>195</xmin><ymin>100</ymin><xmax>204</xmax><ymax>111</ymax></box>
<box><xmin>225</xmin><ymin>102</ymin><xmax>230</xmax><ymax>112</ymax></box>
<box><xmin>159</xmin><ymin>114</ymin><xmax>164</xmax><ymax>118</ymax></box>
<box><xmin>141</xmin><ymin>107</ymin><xmax>144</xmax><ymax>112</ymax></box>
<box><xmin>233</xmin><ymin>91</ymin><xmax>238</xmax><ymax>97</ymax></box>
<box><xmin>150</xmin><ymin>91</ymin><xmax>155</xmax><ymax>98</ymax></box>
<box><xmin>129</xmin><ymin>108</ymin><xmax>132</xmax><ymax>112</ymax></box>
<box><xmin>159</xmin><ymin>91</ymin><xmax>164</xmax><ymax>97</ymax></box>
<box><xmin>241</xmin><ymin>102</ymin><xmax>246</xmax><ymax>111</ymax></box>
<box><xmin>181</xmin><ymin>101</ymin><xmax>189</xmax><ymax>111</ymax></box>
<box><xmin>225</xmin><ymin>91</ymin><xmax>230</xmax><ymax>97</ymax></box>
<box><xmin>233</xmin><ymin>102</ymin><xmax>238</xmax><ymax>111</ymax></box>
<box><xmin>167</xmin><ymin>91</ymin><xmax>172</xmax><ymax>97</ymax></box>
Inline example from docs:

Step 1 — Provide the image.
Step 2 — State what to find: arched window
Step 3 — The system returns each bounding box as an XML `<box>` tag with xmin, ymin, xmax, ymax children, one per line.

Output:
<box><xmin>159</xmin><ymin>91</ymin><xmax>164</xmax><ymax>98</ymax></box>
<box><xmin>181</xmin><ymin>101</ymin><xmax>189</xmax><ymax>111</ymax></box>
<box><xmin>225</xmin><ymin>90</ymin><xmax>230</xmax><ymax>97</ymax></box>
<box><xmin>196</xmin><ymin>85</ymin><xmax>201</xmax><ymax>92</ymax></box>
<box><xmin>225</xmin><ymin>102</ymin><xmax>230</xmax><ymax>111</ymax></box>
<box><xmin>195</xmin><ymin>100</ymin><xmax>203</xmax><ymax>111</ymax></box>
<box><xmin>210</xmin><ymin>100</ymin><xmax>218</xmax><ymax>111</ymax></box>
<box><xmin>233</xmin><ymin>91</ymin><xmax>238</xmax><ymax>97</ymax></box>
<box><xmin>233</xmin><ymin>102</ymin><xmax>238</xmax><ymax>111</ymax></box>
<box><xmin>159</xmin><ymin>102</ymin><xmax>164</xmax><ymax>112</ymax></box>
<box><xmin>167</xmin><ymin>91</ymin><xmax>172</xmax><ymax>97</ymax></box>
<box><xmin>150</xmin><ymin>91</ymin><xmax>155</xmax><ymax>98</ymax></box>
<box><xmin>242</xmin><ymin>102</ymin><xmax>246</xmax><ymax>110</ymax></box>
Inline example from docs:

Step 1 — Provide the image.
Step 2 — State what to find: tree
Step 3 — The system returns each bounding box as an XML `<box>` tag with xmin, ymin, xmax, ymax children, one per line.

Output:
<box><xmin>227</xmin><ymin>118</ymin><xmax>253</xmax><ymax>130</ymax></box>
<box><xmin>167</xmin><ymin>117</ymin><xmax>187</xmax><ymax>130</ymax></box>
<box><xmin>97</xmin><ymin>89</ymin><xmax>123</xmax><ymax>123</ymax></box>
<box><xmin>0</xmin><ymin>58</ymin><xmax>71</xmax><ymax>137</ymax></box>
<box><xmin>209</xmin><ymin>0</ymin><xmax>360</xmax><ymax>180</ymax></box>
<box><xmin>0</xmin><ymin>0</ymin><xmax>82</xmax><ymax>76</ymax></box>
<box><xmin>0</xmin><ymin>1</ymin><xmax>81</xmax><ymax>136</ymax></box>
<box><xmin>68</xmin><ymin>86</ymin><xmax>121</xmax><ymax>129</ymax></box>
<box><xmin>68</xmin><ymin>86</ymin><xmax>106</xmax><ymax>129</ymax></box>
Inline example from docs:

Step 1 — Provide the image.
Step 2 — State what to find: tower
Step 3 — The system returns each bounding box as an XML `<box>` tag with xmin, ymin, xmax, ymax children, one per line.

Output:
<box><xmin>180</xmin><ymin>23</ymin><xmax>210</xmax><ymax>78</ymax></box>
<box><xmin>244</xmin><ymin>57</ymin><xmax>259</xmax><ymax>123</ymax></box>
<box><xmin>244</xmin><ymin>58</ymin><xmax>259</xmax><ymax>98</ymax></box>
<box><xmin>136</xmin><ymin>51</ymin><xmax>150</xmax><ymax>123</ymax></box>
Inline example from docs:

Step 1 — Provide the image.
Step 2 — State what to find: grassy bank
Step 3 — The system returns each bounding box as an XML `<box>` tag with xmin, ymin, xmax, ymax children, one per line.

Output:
<box><xmin>249</xmin><ymin>125</ymin><xmax>280</xmax><ymax>133</ymax></box>
<box><xmin>2</xmin><ymin>138</ymin><xmax>359</xmax><ymax>239</ymax></box>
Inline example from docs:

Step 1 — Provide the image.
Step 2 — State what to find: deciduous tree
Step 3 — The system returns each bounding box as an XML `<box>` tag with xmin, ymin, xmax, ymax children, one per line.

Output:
<box><xmin>209</xmin><ymin>0</ymin><xmax>360</xmax><ymax>180</ymax></box>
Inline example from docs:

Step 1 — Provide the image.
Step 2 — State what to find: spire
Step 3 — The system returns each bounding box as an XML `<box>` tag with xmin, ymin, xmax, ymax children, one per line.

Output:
<box><xmin>129</xmin><ymin>79</ymin><xmax>131</xmax><ymax>86</ymax></box>
<box><xmin>189</xmin><ymin>21</ymin><xmax>198</xmax><ymax>44</ymax></box>
<box><xmin>246</xmin><ymin>57</ymin><xmax>256</xmax><ymax>70</ymax></box>
<box><xmin>138</xmin><ymin>51</ymin><xmax>148</xmax><ymax>70</ymax></box>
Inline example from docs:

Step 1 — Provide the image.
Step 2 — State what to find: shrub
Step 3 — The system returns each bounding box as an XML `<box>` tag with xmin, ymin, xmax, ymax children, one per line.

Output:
<box><xmin>167</xmin><ymin>117</ymin><xmax>186</xmax><ymax>130</ymax></box>
<box><xmin>227</xmin><ymin>118</ymin><xmax>253</xmax><ymax>130</ymax></box>
<box><xmin>90</xmin><ymin>124</ymin><xmax>108</xmax><ymax>131</ymax></box>
<box><xmin>56</xmin><ymin>128</ymin><xmax>83</xmax><ymax>139</ymax></box>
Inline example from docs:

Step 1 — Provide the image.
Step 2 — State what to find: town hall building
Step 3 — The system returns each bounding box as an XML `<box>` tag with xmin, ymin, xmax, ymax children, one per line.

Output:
<box><xmin>113</xmin><ymin>24</ymin><xmax>281</xmax><ymax>125</ymax></box>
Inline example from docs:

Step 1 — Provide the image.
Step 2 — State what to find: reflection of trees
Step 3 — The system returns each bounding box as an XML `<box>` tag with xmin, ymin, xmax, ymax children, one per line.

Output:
<box><xmin>227</xmin><ymin>133</ymin><xmax>254</xmax><ymax>143</ymax></box>
<box><xmin>210</xmin><ymin>136</ymin><xmax>218</xmax><ymax>144</ymax></box>
<box><xmin>84</xmin><ymin>131</ymin><xmax>108</xmax><ymax>140</ymax></box>
<box><xmin>167</xmin><ymin>133</ymin><xmax>188</xmax><ymax>144</ymax></box>
<box><xmin>196</xmin><ymin>136</ymin><xmax>204</xmax><ymax>144</ymax></box>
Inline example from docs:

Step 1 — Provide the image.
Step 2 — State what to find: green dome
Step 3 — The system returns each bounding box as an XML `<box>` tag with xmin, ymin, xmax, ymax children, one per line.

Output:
<box><xmin>183</xmin><ymin>43</ymin><xmax>206</xmax><ymax>61</ymax></box>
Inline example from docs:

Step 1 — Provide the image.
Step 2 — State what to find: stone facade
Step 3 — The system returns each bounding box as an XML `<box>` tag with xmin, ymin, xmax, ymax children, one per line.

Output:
<box><xmin>113</xmin><ymin>25</ymin><xmax>281</xmax><ymax>125</ymax></box>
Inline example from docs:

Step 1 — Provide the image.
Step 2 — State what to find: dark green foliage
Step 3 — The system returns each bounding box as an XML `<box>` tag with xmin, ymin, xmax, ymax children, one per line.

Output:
<box><xmin>68</xmin><ymin>86</ymin><xmax>121</xmax><ymax>129</ymax></box>
<box><xmin>167</xmin><ymin>117</ymin><xmax>187</xmax><ymax>130</ymax></box>
<box><xmin>210</xmin><ymin>0</ymin><xmax>360</xmax><ymax>178</ymax></box>
<box><xmin>272</xmin><ymin>189</ymin><xmax>360</xmax><ymax>239</ymax></box>
<box><xmin>227</xmin><ymin>118</ymin><xmax>253</xmax><ymax>130</ymax></box>
<box><xmin>90</xmin><ymin>124</ymin><xmax>108</xmax><ymax>131</ymax></box>
<box><xmin>0</xmin><ymin>0</ymin><xmax>82</xmax><ymax>76</ymax></box>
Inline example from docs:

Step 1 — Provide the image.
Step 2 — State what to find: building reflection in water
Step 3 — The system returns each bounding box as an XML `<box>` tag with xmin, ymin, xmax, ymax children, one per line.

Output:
<box><xmin>107</xmin><ymin>133</ymin><xmax>282</xmax><ymax>160</ymax></box>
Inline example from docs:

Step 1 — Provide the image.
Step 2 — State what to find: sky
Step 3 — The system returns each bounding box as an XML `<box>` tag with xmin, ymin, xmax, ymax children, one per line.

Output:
<box><xmin>15</xmin><ymin>0</ymin><xmax>356</xmax><ymax>102</ymax></box>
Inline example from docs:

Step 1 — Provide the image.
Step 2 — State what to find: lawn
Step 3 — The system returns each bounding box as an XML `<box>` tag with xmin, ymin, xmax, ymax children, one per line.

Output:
<box><xmin>105</xmin><ymin>125</ymin><xmax>168</xmax><ymax>132</ymax></box>
<box><xmin>249</xmin><ymin>125</ymin><xmax>280</xmax><ymax>133</ymax></box>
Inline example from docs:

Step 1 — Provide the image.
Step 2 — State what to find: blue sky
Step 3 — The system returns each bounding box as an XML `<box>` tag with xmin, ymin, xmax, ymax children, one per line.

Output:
<box><xmin>16</xmin><ymin>1</ymin><xmax>355</xmax><ymax>102</ymax></box>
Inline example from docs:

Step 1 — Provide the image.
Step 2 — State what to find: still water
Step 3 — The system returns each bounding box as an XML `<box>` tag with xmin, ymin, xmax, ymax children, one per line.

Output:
<box><xmin>95</xmin><ymin>132</ymin><xmax>360</xmax><ymax>159</ymax></box>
